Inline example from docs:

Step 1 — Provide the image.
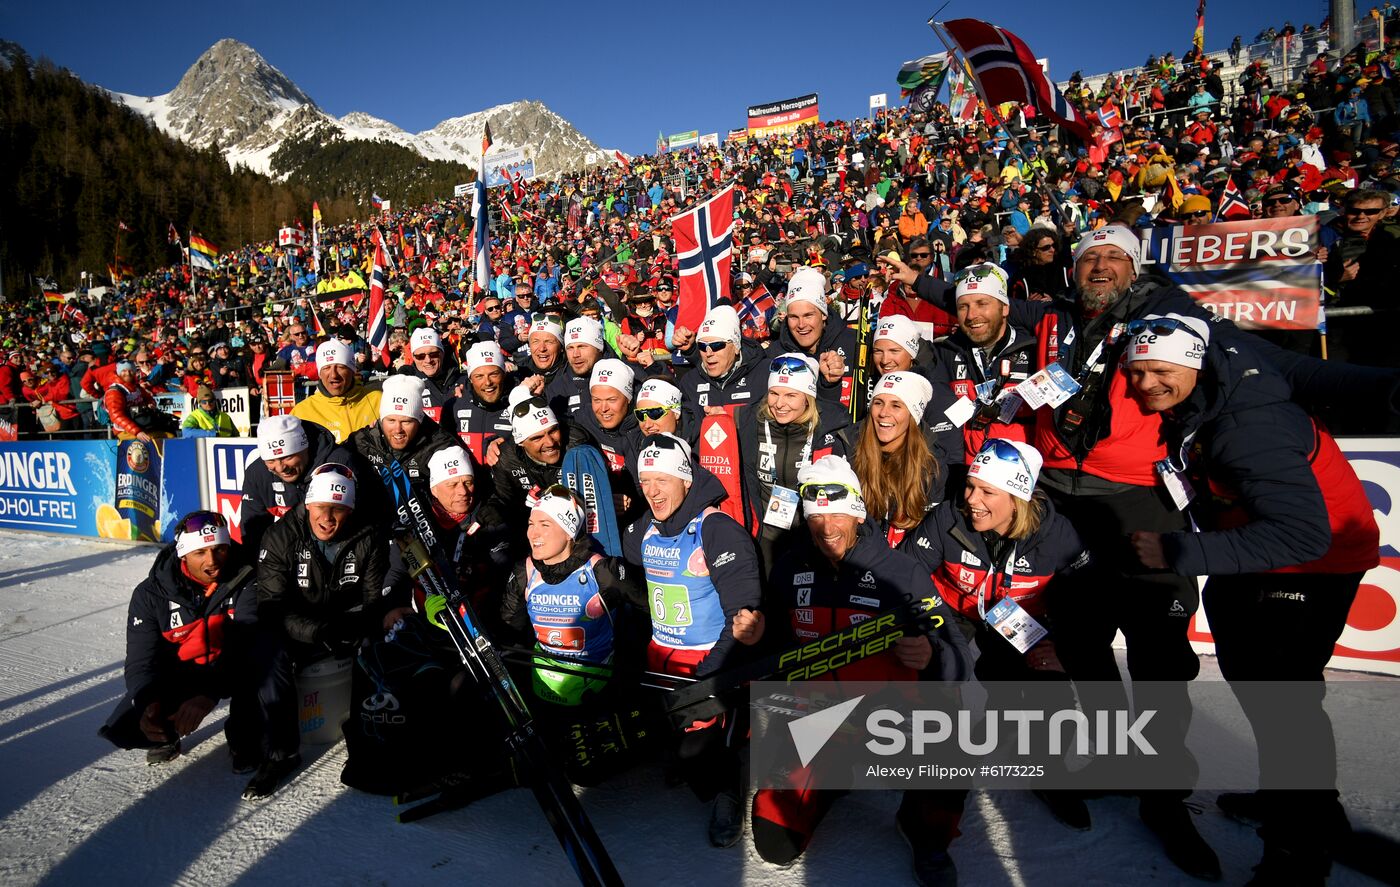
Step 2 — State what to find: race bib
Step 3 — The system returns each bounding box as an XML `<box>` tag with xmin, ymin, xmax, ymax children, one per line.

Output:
<box><xmin>650</xmin><ymin>582</ymin><xmax>694</xmax><ymax>628</ymax></box>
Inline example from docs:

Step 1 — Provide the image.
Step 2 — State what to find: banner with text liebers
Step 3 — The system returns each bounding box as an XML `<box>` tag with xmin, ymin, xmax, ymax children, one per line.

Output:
<box><xmin>747</xmin><ymin>93</ymin><xmax>819</xmax><ymax>139</ymax></box>
<box><xmin>1137</xmin><ymin>216</ymin><xmax>1321</xmax><ymax>331</ymax></box>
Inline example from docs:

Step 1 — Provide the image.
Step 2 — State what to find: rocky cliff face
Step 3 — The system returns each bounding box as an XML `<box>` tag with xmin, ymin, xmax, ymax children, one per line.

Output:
<box><xmin>106</xmin><ymin>39</ymin><xmax>603</xmax><ymax>177</ymax></box>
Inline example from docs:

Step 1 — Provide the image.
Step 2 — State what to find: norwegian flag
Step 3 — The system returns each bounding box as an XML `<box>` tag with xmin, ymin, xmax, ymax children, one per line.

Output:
<box><xmin>940</xmin><ymin>19</ymin><xmax>1091</xmax><ymax>141</ymax></box>
<box><xmin>672</xmin><ymin>184</ymin><xmax>735</xmax><ymax>331</ymax></box>
<box><xmin>737</xmin><ymin>283</ymin><xmax>776</xmax><ymax>338</ymax></box>
<box><xmin>470</xmin><ymin>178</ymin><xmax>491</xmax><ymax>292</ymax></box>
<box><xmin>61</xmin><ymin>303</ymin><xmax>86</xmax><ymax>324</ymax></box>
<box><xmin>1097</xmin><ymin>103</ymin><xmax>1122</xmax><ymax>129</ymax></box>
<box><xmin>1215</xmin><ymin>176</ymin><xmax>1253</xmax><ymax>221</ymax></box>
<box><xmin>367</xmin><ymin>231</ymin><xmax>390</xmax><ymax>366</ymax></box>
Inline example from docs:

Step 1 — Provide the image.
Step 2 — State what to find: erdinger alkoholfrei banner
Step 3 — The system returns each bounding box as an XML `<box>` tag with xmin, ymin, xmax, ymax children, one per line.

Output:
<box><xmin>1137</xmin><ymin>216</ymin><xmax>1322</xmax><ymax>331</ymax></box>
<box><xmin>747</xmin><ymin>93</ymin><xmax>819</xmax><ymax>139</ymax></box>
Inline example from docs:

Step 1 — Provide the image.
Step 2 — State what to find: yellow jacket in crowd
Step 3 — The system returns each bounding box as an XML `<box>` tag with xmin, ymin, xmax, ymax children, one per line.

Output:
<box><xmin>291</xmin><ymin>380</ymin><xmax>382</xmax><ymax>443</ymax></box>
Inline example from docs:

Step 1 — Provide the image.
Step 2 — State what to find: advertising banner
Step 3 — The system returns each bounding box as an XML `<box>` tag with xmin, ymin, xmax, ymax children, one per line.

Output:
<box><xmin>667</xmin><ymin>131</ymin><xmax>699</xmax><ymax>151</ymax></box>
<box><xmin>216</xmin><ymin>387</ymin><xmax>253</xmax><ymax>437</ymax></box>
<box><xmin>0</xmin><ymin>440</ymin><xmax>118</xmax><ymax>537</ymax></box>
<box><xmin>115</xmin><ymin>439</ymin><xmax>162</xmax><ymax>542</ymax></box>
<box><xmin>482</xmin><ymin>149</ymin><xmax>536</xmax><ymax>188</ymax></box>
<box><xmin>1137</xmin><ymin>217</ymin><xmax>1322</xmax><ymax>331</ymax></box>
<box><xmin>452</xmin><ymin>183</ymin><xmax>471</xmax><ymax>197</ymax></box>
<box><xmin>159</xmin><ymin>438</ymin><xmax>203</xmax><ymax>543</ymax></box>
<box><xmin>699</xmin><ymin>133</ymin><xmax>719</xmax><ymax>149</ymax></box>
<box><xmin>747</xmin><ymin>93</ymin><xmax>819</xmax><ymax>139</ymax></box>
<box><xmin>198</xmin><ymin>438</ymin><xmax>260</xmax><ymax>543</ymax></box>
<box><xmin>726</xmin><ymin>129</ymin><xmax>748</xmax><ymax>143</ymax></box>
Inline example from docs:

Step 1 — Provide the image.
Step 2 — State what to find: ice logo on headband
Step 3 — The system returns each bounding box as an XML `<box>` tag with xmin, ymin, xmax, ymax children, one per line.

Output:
<box><xmin>269</xmin><ymin>439</ymin><xmax>286</xmax><ymax>454</ymax></box>
<box><xmin>971</xmin><ymin>449</ymin><xmax>1032</xmax><ymax>498</ymax></box>
<box><xmin>442</xmin><ymin>458</ymin><xmax>464</xmax><ymax>476</ymax></box>
<box><xmin>392</xmin><ymin>395</ymin><xmax>410</xmax><ymax>409</ymax></box>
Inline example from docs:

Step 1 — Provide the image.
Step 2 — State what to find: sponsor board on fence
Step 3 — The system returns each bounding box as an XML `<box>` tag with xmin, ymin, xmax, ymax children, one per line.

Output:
<box><xmin>115</xmin><ymin>439</ymin><xmax>161</xmax><ymax>542</ymax></box>
<box><xmin>198</xmin><ymin>438</ymin><xmax>260</xmax><ymax>543</ymax></box>
<box><xmin>482</xmin><ymin>149</ymin><xmax>536</xmax><ymax>188</ymax></box>
<box><xmin>747</xmin><ymin>93</ymin><xmax>819</xmax><ymax>139</ymax></box>
<box><xmin>154</xmin><ymin>387</ymin><xmax>252</xmax><ymax>436</ymax></box>
<box><xmin>0</xmin><ymin>440</ymin><xmax>118</xmax><ymax>536</ymax></box>
<box><xmin>1137</xmin><ymin>217</ymin><xmax>1321</xmax><ymax>331</ymax></box>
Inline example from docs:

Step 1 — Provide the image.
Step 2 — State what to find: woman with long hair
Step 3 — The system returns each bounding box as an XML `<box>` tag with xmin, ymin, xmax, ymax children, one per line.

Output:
<box><xmin>852</xmin><ymin>371</ymin><xmax>944</xmax><ymax>546</ymax></box>
<box><xmin>1006</xmin><ymin>227</ymin><xmax>1071</xmax><ymax>302</ymax></box>
<box><xmin>738</xmin><ymin>353</ymin><xmax>849</xmax><ymax>572</ymax></box>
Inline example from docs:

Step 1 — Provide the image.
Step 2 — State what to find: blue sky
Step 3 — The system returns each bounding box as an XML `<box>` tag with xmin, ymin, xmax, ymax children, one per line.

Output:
<box><xmin>4</xmin><ymin>0</ymin><xmax>1322</xmax><ymax>155</ymax></box>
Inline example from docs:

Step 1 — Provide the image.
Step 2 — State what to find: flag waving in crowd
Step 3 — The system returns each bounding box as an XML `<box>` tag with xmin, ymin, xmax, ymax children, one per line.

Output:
<box><xmin>188</xmin><ymin>233</ymin><xmax>218</xmax><ymax>271</ymax></box>
<box><xmin>938</xmin><ymin>18</ymin><xmax>1092</xmax><ymax>140</ymax></box>
<box><xmin>671</xmin><ymin>182</ymin><xmax>734</xmax><ymax>331</ymax></box>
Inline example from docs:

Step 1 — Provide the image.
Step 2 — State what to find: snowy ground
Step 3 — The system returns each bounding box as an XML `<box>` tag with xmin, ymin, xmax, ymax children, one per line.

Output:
<box><xmin>0</xmin><ymin>529</ymin><xmax>1395</xmax><ymax>887</ymax></box>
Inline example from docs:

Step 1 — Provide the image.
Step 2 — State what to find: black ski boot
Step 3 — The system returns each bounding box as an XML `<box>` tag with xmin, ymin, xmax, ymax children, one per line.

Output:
<box><xmin>1140</xmin><ymin>799</ymin><xmax>1221</xmax><ymax>882</ymax></box>
<box><xmin>242</xmin><ymin>753</ymin><xmax>301</xmax><ymax>800</ymax></box>
<box><xmin>896</xmin><ymin>806</ymin><xmax>958</xmax><ymax>887</ymax></box>
<box><xmin>146</xmin><ymin>740</ymin><xmax>180</xmax><ymax>765</ymax></box>
<box><xmin>709</xmin><ymin>791</ymin><xmax>744</xmax><ymax>848</ymax></box>
<box><xmin>1216</xmin><ymin>790</ymin><xmax>1265</xmax><ymax>827</ymax></box>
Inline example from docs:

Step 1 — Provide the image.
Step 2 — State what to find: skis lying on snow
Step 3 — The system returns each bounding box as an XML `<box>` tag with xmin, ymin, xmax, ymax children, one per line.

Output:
<box><xmin>393</xmin><ymin>763</ymin><xmax>521</xmax><ymax>824</ymax></box>
<box><xmin>396</xmin><ymin>530</ymin><xmax>624</xmax><ymax>887</ymax></box>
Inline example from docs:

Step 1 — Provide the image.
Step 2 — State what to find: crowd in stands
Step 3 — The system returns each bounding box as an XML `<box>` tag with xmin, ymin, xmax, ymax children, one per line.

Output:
<box><xmin>6</xmin><ymin>19</ymin><xmax>1400</xmax><ymax>886</ymax></box>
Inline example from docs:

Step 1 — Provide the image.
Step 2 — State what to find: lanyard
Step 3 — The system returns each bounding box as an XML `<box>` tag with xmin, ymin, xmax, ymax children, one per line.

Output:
<box><xmin>761</xmin><ymin>420</ymin><xmax>813</xmax><ymax>482</ymax></box>
<box><xmin>974</xmin><ymin>542</ymin><xmax>1017</xmax><ymax>621</ymax></box>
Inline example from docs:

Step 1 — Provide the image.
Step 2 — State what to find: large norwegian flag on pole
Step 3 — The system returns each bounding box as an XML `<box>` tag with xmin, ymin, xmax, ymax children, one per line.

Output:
<box><xmin>367</xmin><ymin>230</ymin><xmax>390</xmax><ymax>366</ymax></box>
<box><xmin>938</xmin><ymin>19</ymin><xmax>1092</xmax><ymax>142</ymax></box>
<box><xmin>471</xmin><ymin>178</ymin><xmax>491</xmax><ymax>293</ymax></box>
<box><xmin>672</xmin><ymin>184</ymin><xmax>735</xmax><ymax>332</ymax></box>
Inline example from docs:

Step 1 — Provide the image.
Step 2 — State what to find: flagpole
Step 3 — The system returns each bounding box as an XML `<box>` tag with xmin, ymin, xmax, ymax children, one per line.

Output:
<box><xmin>188</xmin><ymin>230</ymin><xmax>196</xmax><ymax>300</ymax></box>
<box><xmin>928</xmin><ymin>19</ymin><xmax>1074</xmax><ymax>233</ymax></box>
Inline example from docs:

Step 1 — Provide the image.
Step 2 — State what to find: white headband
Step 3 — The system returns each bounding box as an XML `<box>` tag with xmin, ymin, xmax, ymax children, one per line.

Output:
<box><xmin>638</xmin><ymin>433</ymin><xmax>693</xmax><ymax>483</ymax></box>
<box><xmin>465</xmin><ymin>341</ymin><xmax>505</xmax><ymax>375</ymax></box>
<box><xmin>1124</xmin><ymin>313</ymin><xmax>1211</xmax><ymax>371</ymax></box>
<box><xmin>306</xmin><ymin>469</ymin><xmax>357</xmax><ymax>509</ymax></box>
<box><xmin>698</xmin><ymin>305</ymin><xmax>743</xmax><ymax>348</ymax></box>
<box><xmin>410</xmin><ymin>327</ymin><xmax>443</xmax><ymax>354</ymax></box>
<box><xmin>175</xmin><ymin>518</ymin><xmax>232</xmax><ymax>558</ymax></box>
<box><xmin>589</xmin><ymin>358</ymin><xmax>635</xmax><ymax>399</ymax></box>
<box><xmin>968</xmin><ymin>440</ymin><xmax>1043</xmax><ymax>502</ymax></box>
<box><xmin>428</xmin><ymin>444</ymin><xmax>474</xmax><ymax>488</ymax></box>
<box><xmin>532</xmin><ymin>489</ymin><xmax>584</xmax><ymax>539</ymax></box>
<box><xmin>769</xmin><ymin>353</ymin><xmax>818</xmax><ymax>399</ymax></box>
<box><xmin>508</xmin><ymin>385</ymin><xmax>559</xmax><ymax>444</ymax></box>
<box><xmin>1074</xmin><ymin>224</ymin><xmax>1142</xmax><ymax>274</ymax></box>
<box><xmin>564</xmin><ymin>316</ymin><xmax>606</xmax><ymax>352</ymax></box>
<box><xmin>955</xmin><ymin>265</ymin><xmax>1010</xmax><ymax>305</ymax></box>
<box><xmin>785</xmin><ymin>268</ymin><xmax>829</xmax><ymax>316</ymax></box>
<box><xmin>636</xmin><ymin>378</ymin><xmax>682</xmax><ymax>411</ymax></box>
<box><xmin>315</xmin><ymin>340</ymin><xmax>353</xmax><ymax>370</ymax></box>
<box><xmin>797</xmin><ymin>455</ymin><xmax>867</xmax><ymax>519</ymax></box>
<box><xmin>874</xmin><ymin>315</ymin><xmax>921</xmax><ymax>359</ymax></box>
<box><xmin>872</xmin><ymin>371</ymin><xmax>934</xmax><ymax>424</ymax></box>
<box><xmin>257</xmin><ymin>414</ymin><xmax>309</xmax><ymax>461</ymax></box>
<box><xmin>380</xmin><ymin>374</ymin><xmax>426</xmax><ymax>421</ymax></box>
<box><xmin>528</xmin><ymin>317</ymin><xmax>564</xmax><ymax>343</ymax></box>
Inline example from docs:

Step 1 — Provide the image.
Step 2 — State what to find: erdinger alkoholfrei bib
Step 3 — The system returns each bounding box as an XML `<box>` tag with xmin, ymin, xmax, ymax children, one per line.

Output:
<box><xmin>523</xmin><ymin>554</ymin><xmax>614</xmax><ymax>662</ymax></box>
<box><xmin>640</xmin><ymin>509</ymin><xmax>725</xmax><ymax>650</ymax></box>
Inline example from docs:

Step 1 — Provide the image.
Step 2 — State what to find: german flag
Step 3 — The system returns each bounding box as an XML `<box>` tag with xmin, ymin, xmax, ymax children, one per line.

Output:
<box><xmin>44</xmin><ymin>291</ymin><xmax>64</xmax><ymax>305</ymax></box>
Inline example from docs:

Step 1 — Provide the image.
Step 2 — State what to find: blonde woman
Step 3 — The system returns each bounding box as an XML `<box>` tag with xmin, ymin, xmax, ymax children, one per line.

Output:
<box><xmin>737</xmin><ymin>353</ymin><xmax>849</xmax><ymax>571</ymax></box>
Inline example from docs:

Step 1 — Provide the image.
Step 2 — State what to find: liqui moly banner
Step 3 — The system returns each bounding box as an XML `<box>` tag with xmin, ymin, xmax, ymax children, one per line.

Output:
<box><xmin>1137</xmin><ymin>216</ymin><xmax>1322</xmax><ymax>331</ymax></box>
<box><xmin>747</xmin><ymin>93</ymin><xmax>819</xmax><ymax>139</ymax></box>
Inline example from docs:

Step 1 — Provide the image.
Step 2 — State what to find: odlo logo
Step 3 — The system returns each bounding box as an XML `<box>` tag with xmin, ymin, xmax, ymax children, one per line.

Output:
<box><xmin>361</xmin><ymin>691</ymin><xmax>406</xmax><ymax>724</ymax></box>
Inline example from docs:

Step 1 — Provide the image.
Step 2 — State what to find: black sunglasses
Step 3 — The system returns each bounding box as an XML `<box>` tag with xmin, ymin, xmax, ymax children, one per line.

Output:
<box><xmin>511</xmin><ymin>396</ymin><xmax>551</xmax><ymax>418</ymax></box>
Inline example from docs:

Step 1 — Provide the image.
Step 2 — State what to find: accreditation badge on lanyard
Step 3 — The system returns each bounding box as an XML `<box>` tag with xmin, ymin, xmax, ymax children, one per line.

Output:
<box><xmin>976</xmin><ymin>546</ymin><xmax>1048</xmax><ymax>654</ymax></box>
<box><xmin>1155</xmin><ymin>459</ymin><xmax>1195</xmax><ymax>511</ymax></box>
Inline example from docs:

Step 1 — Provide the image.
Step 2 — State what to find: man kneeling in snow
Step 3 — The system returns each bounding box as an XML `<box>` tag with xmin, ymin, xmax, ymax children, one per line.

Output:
<box><xmin>100</xmin><ymin>511</ymin><xmax>260</xmax><ymax>771</ymax></box>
